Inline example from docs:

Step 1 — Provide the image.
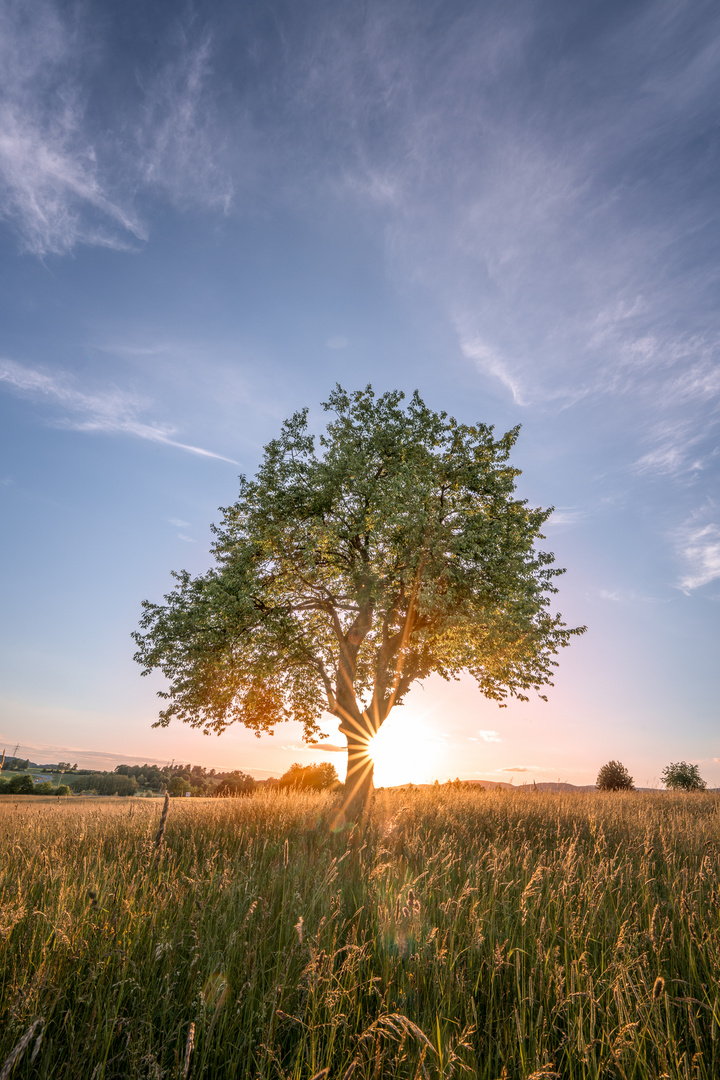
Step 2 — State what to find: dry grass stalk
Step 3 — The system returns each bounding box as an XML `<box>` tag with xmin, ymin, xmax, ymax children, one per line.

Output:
<box><xmin>1</xmin><ymin>788</ymin><xmax>718</xmax><ymax>1078</ymax></box>
<box><xmin>0</xmin><ymin>1019</ymin><xmax>44</xmax><ymax>1080</ymax></box>
<box><xmin>182</xmin><ymin>1021</ymin><xmax>195</xmax><ymax>1079</ymax></box>
<box><xmin>153</xmin><ymin>791</ymin><xmax>170</xmax><ymax>851</ymax></box>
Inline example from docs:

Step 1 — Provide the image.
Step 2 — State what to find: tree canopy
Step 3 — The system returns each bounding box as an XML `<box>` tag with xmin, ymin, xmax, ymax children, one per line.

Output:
<box><xmin>134</xmin><ymin>385</ymin><xmax>585</xmax><ymax>814</ymax></box>
<box><xmin>596</xmin><ymin>760</ymin><xmax>635</xmax><ymax>792</ymax></box>
<box><xmin>661</xmin><ymin>761</ymin><xmax>706</xmax><ymax>792</ymax></box>
<box><xmin>278</xmin><ymin>762</ymin><xmax>340</xmax><ymax>791</ymax></box>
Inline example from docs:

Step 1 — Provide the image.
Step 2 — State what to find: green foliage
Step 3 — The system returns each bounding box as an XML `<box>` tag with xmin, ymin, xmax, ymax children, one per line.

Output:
<box><xmin>55</xmin><ymin>785</ymin><xmax>71</xmax><ymax>797</ymax></box>
<box><xmin>69</xmin><ymin>774</ymin><xmax>97</xmax><ymax>794</ymax></box>
<box><xmin>167</xmin><ymin>776</ymin><xmax>190</xmax><ymax>797</ymax></box>
<box><xmin>32</xmin><ymin>781</ymin><xmax>55</xmax><ymax>794</ymax></box>
<box><xmin>1</xmin><ymin>790</ymin><xmax>719</xmax><ymax>1078</ymax></box>
<box><xmin>215</xmin><ymin>771</ymin><xmax>257</xmax><ymax>797</ymax></box>
<box><xmin>134</xmin><ymin>386</ymin><xmax>584</xmax><ymax>763</ymax></box>
<box><xmin>95</xmin><ymin>774</ymin><xmax>138</xmax><ymax>797</ymax></box>
<box><xmin>0</xmin><ymin>774</ymin><xmax>34</xmax><ymax>794</ymax></box>
<box><xmin>596</xmin><ymin>760</ymin><xmax>635</xmax><ymax>791</ymax></box>
<box><xmin>661</xmin><ymin>761</ymin><xmax>707</xmax><ymax>791</ymax></box>
<box><xmin>3</xmin><ymin>758</ymin><xmax>30</xmax><ymax>771</ymax></box>
<box><xmin>278</xmin><ymin>762</ymin><xmax>340</xmax><ymax>791</ymax></box>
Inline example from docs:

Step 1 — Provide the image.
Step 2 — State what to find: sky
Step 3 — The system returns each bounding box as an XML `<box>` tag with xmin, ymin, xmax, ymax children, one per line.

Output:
<box><xmin>0</xmin><ymin>0</ymin><xmax>718</xmax><ymax>788</ymax></box>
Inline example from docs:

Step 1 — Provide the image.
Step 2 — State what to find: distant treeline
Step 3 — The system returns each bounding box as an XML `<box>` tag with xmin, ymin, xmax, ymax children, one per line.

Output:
<box><xmin>0</xmin><ymin>758</ymin><xmax>339</xmax><ymax>797</ymax></box>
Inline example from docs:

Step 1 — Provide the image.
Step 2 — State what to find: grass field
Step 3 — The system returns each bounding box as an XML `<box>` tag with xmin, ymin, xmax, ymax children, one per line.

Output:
<box><xmin>1</xmin><ymin>788</ymin><xmax>719</xmax><ymax>1079</ymax></box>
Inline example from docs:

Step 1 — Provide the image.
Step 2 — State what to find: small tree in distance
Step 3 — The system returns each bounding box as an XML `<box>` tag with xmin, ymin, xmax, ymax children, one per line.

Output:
<box><xmin>596</xmin><ymin>760</ymin><xmax>634</xmax><ymax>791</ymax></box>
<box><xmin>279</xmin><ymin>762</ymin><xmax>340</xmax><ymax>791</ymax></box>
<box><xmin>661</xmin><ymin>761</ymin><xmax>706</xmax><ymax>792</ymax></box>
<box><xmin>215</xmin><ymin>771</ymin><xmax>257</xmax><ymax>797</ymax></box>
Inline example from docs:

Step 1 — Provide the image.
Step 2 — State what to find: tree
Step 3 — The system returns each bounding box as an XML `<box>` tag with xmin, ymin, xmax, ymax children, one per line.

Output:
<box><xmin>167</xmin><ymin>775</ymin><xmax>190</xmax><ymax>797</ymax></box>
<box><xmin>215</xmin><ymin>771</ymin><xmax>256</xmax><ymax>797</ymax></box>
<box><xmin>134</xmin><ymin>386</ymin><xmax>585</xmax><ymax>817</ymax></box>
<box><xmin>96</xmin><ymin>774</ymin><xmax>138</xmax><ymax>796</ymax></box>
<box><xmin>661</xmin><ymin>761</ymin><xmax>706</xmax><ymax>792</ymax></box>
<box><xmin>0</xmin><ymin>774</ymin><xmax>34</xmax><ymax>795</ymax></box>
<box><xmin>278</xmin><ymin>762</ymin><xmax>340</xmax><ymax>791</ymax></box>
<box><xmin>596</xmin><ymin>760</ymin><xmax>634</xmax><ymax>791</ymax></box>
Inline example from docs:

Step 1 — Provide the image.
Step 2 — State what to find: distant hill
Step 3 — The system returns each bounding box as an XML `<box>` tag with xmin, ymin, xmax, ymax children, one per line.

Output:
<box><xmin>381</xmin><ymin>780</ymin><xmax>680</xmax><ymax>793</ymax></box>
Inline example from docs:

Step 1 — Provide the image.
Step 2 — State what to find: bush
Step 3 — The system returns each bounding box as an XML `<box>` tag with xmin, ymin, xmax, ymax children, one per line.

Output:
<box><xmin>33</xmin><ymin>781</ymin><xmax>55</xmax><ymax>795</ymax></box>
<box><xmin>55</xmin><ymin>785</ymin><xmax>71</xmax><ymax>797</ymax></box>
<box><xmin>0</xmin><ymin>774</ymin><xmax>35</xmax><ymax>795</ymax></box>
<box><xmin>661</xmin><ymin>761</ymin><xmax>707</xmax><ymax>792</ymax></box>
<box><xmin>596</xmin><ymin>760</ymin><xmax>634</xmax><ymax>791</ymax></box>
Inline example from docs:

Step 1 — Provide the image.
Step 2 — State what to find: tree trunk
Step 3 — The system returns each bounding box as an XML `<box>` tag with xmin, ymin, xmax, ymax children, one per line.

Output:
<box><xmin>340</xmin><ymin>728</ymin><xmax>375</xmax><ymax>822</ymax></box>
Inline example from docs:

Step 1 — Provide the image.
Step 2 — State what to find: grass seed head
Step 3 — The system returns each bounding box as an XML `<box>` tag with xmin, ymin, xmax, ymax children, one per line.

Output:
<box><xmin>0</xmin><ymin>1019</ymin><xmax>44</xmax><ymax>1080</ymax></box>
<box><xmin>653</xmin><ymin>976</ymin><xmax>665</xmax><ymax>1000</ymax></box>
<box><xmin>182</xmin><ymin>1021</ymin><xmax>195</xmax><ymax>1080</ymax></box>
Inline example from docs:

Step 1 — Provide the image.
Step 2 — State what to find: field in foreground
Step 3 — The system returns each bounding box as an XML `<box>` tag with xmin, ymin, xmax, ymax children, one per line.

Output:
<box><xmin>1</xmin><ymin>790</ymin><xmax>719</xmax><ymax>1080</ymax></box>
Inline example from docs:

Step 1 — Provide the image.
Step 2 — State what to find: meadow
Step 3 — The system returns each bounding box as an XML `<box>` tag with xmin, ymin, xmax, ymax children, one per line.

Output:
<box><xmin>1</xmin><ymin>788</ymin><xmax>719</xmax><ymax>1080</ymax></box>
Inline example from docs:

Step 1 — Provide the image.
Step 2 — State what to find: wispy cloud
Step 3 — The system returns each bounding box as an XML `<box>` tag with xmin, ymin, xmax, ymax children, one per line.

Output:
<box><xmin>0</xmin><ymin>358</ymin><xmax>236</xmax><ymax>463</ymax></box>
<box><xmin>0</xmin><ymin>1</ymin><xmax>235</xmax><ymax>256</ymax></box>
<box><xmin>676</xmin><ymin>517</ymin><xmax>720</xmax><ymax>592</ymax></box>
<box><xmin>459</xmin><ymin>336</ymin><xmax>526</xmax><ymax>406</ymax></box>
<box><xmin>598</xmin><ymin>587</ymin><xmax>670</xmax><ymax>605</ymax></box>
<box><xmin>134</xmin><ymin>31</ymin><xmax>234</xmax><ymax>212</ymax></box>
<box><xmin>476</xmin><ymin>730</ymin><xmax>501</xmax><ymax>743</ymax></box>
<box><xmin>0</xmin><ymin>0</ymin><xmax>144</xmax><ymax>255</ymax></box>
<box><xmin>499</xmin><ymin>765</ymin><xmax>544</xmax><ymax>773</ymax></box>
<box><xmin>547</xmin><ymin>508</ymin><xmax>585</xmax><ymax>527</ymax></box>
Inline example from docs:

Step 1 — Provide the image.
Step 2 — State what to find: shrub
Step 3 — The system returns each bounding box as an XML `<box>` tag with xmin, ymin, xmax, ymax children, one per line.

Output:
<box><xmin>33</xmin><ymin>781</ymin><xmax>55</xmax><ymax>795</ymax></box>
<box><xmin>596</xmin><ymin>760</ymin><xmax>634</xmax><ymax>791</ymax></box>
<box><xmin>661</xmin><ymin>761</ymin><xmax>707</xmax><ymax>792</ymax></box>
<box><xmin>0</xmin><ymin>774</ymin><xmax>35</xmax><ymax>795</ymax></box>
<box><xmin>55</xmin><ymin>785</ymin><xmax>71</xmax><ymax>797</ymax></box>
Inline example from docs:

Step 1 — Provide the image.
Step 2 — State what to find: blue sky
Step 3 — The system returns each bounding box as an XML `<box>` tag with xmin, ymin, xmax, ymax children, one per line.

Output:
<box><xmin>1</xmin><ymin>0</ymin><xmax>718</xmax><ymax>785</ymax></box>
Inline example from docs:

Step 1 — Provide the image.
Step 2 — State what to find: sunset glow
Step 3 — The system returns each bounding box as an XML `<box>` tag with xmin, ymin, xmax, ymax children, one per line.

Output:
<box><xmin>368</xmin><ymin>713</ymin><xmax>444</xmax><ymax>788</ymax></box>
<box><xmin>0</xmin><ymin>0</ymin><xmax>717</xmax><ymax>787</ymax></box>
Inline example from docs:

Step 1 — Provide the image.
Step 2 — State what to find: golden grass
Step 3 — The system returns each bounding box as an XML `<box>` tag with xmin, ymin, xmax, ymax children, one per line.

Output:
<box><xmin>1</xmin><ymin>788</ymin><xmax>719</xmax><ymax>1078</ymax></box>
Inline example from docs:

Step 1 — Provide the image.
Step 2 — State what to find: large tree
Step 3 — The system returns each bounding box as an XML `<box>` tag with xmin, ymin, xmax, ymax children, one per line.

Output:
<box><xmin>134</xmin><ymin>386</ymin><xmax>584</xmax><ymax>817</ymax></box>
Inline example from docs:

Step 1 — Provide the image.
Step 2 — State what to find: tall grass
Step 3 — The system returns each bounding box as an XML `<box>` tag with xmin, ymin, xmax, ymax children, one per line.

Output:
<box><xmin>1</xmin><ymin>788</ymin><xmax>719</xmax><ymax>1079</ymax></box>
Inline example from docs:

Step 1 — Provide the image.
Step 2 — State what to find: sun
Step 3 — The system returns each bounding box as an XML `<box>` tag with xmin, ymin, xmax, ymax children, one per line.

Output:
<box><xmin>367</xmin><ymin>712</ymin><xmax>443</xmax><ymax>788</ymax></box>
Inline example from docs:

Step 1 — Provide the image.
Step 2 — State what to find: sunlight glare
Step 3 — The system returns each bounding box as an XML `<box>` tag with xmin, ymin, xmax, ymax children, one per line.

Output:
<box><xmin>368</xmin><ymin>711</ymin><xmax>445</xmax><ymax>787</ymax></box>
